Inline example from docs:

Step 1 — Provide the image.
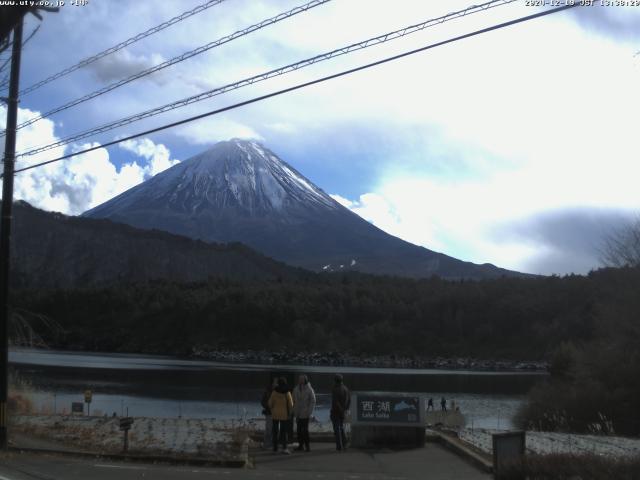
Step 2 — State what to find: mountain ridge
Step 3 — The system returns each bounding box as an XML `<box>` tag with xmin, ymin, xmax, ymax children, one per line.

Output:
<box><xmin>11</xmin><ymin>200</ymin><xmax>305</xmax><ymax>289</ymax></box>
<box><xmin>84</xmin><ymin>139</ymin><xmax>521</xmax><ymax>279</ymax></box>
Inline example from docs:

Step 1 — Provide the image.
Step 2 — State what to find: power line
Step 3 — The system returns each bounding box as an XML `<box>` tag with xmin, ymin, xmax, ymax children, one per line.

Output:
<box><xmin>14</xmin><ymin>0</ymin><xmax>229</xmax><ymax>97</ymax></box>
<box><xmin>8</xmin><ymin>0</ymin><xmax>330</xmax><ymax>134</ymax></box>
<box><xmin>18</xmin><ymin>0</ymin><xmax>519</xmax><ymax>158</ymax></box>
<box><xmin>12</xmin><ymin>4</ymin><xmax>579</xmax><ymax>176</ymax></box>
<box><xmin>0</xmin><ymin>25</ymin><xmax>40</xmax><ymax>77</ymax></box>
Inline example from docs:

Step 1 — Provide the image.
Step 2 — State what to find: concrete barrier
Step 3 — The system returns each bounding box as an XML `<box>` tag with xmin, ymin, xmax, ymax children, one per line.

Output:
<box><xmin>425</xmin><ymin>410</ymin><xmax>466</xmax><ymax>428</ymax></box>
<box><xmin>351</xmin><ymin>425</ymin><xmax>426</xmax><ymax>448</ymax></box>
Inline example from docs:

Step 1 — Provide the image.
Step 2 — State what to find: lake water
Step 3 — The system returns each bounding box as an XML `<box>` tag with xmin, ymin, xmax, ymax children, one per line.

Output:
<box><xmin>9</xmin><ymin>349</ymin><xmax>546</xmax><ymax>430</ymax></box>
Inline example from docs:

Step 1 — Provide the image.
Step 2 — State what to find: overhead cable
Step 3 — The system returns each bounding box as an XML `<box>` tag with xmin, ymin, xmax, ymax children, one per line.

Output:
<box><xmin>12</xmin><ymin>4</ymin><xmax>579</xmax><ymax>175</ymax></box>
<box><xmin>8</xmin><ymin>0</ymin><xmax>330</xmax><ymax>134</ymax></box>
<box><xmin>16</xmin><ymin>0</ymin><xmax>230</xmax><ymax>96</ymax></box>
<box><xmin>18</xmin><ymin>0</ymin><xmax>520</xmax><ymax>157</ymax></box>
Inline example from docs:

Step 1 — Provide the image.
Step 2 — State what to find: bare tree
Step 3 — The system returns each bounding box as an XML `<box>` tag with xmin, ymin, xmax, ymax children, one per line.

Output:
<box><xmin>10</xmin><ymin>309</ymin><xmax>64</xmax><ymax>348</ymax></box>
<box><xmin>601</xmin><ymin>217</ymin><xmax>640</xmax><ymax>268</ymax></box>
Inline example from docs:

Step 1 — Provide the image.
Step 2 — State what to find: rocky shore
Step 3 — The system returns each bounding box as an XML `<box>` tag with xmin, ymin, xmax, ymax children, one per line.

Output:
<box><xmin>190</xmin><ymin>348</ymin><xmax>547</xmax><ymax>372</ymax></box>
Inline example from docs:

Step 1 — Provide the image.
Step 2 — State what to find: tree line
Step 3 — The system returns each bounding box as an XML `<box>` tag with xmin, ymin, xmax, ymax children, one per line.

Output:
<box><xmin>12</xmin><ymin>265</ymin><xmax>640</xmax><ymax>435</ymax></box>
<box><xmin>11</xmin><ymin>270</ymin><xmax>603</xmax><ymax>358</ymax></box>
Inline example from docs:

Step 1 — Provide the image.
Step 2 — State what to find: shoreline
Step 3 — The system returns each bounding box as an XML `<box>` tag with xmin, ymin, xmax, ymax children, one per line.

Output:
<box><xmin>189</xmin><ymin>348</ymin><xmax>548</xmax><ymax>372</ymax></box>
<box><xmin>10</xmin><ymin>346</ymin><xmax>549</xmax><ymax>373</ymax></box>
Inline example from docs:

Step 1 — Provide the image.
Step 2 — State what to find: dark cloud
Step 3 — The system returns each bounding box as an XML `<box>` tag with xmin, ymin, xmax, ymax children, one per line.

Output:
<box><xmin>493</xmin><ymin>208</ymin><xmax>636</xmax><ymax>275</ymax></box>
<box><xmin>49</xmin><ymin>175</ymin><xmax>97</xmax><ymax>215</ymax></box>
<box><xmin>569</xmin><ymin>6</ymin><xmax>640</xmax><ymax>42</ymax></box>
<box><xmin>88</xmin><ymin>50</ymin><xmax>168</xmax><ymax>85</ymax></box>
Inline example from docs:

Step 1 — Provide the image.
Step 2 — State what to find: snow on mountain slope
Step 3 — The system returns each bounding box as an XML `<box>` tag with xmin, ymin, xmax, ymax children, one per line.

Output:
<box><xmin>84</xmin><ymin>139</ymin><xmax>519</xmax><ymax>279</ymax></box>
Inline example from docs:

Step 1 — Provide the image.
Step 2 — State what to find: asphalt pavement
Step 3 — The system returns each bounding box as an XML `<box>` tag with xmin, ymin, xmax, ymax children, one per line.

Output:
<box><xmin>0</xmin><ymin>442</ymin><xmax>490</xmax><ymax>480</ymax></box>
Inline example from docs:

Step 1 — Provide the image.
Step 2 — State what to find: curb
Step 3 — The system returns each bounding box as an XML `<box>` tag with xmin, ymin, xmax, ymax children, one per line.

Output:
<box><xmin>249</xmin><ymin>433</ymin><xmax>336</xmax><ymax>444</ymax></box>
<box><xmin>8</xmin><ymin>445</ymin><xmax>249</xmax><ymax>468</ymax></box>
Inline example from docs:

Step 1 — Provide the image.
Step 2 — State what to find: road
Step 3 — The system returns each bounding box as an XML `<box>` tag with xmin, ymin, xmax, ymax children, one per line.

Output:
<box><xmin>0</xmin><ymin>443</ymin><xmax>489</xmax><ymax>480</ymax></box>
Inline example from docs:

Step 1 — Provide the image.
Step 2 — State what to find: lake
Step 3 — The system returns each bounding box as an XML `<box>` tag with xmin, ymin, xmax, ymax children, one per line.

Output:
<box><xmin>9</xmin><ymin>348</ymin><xmax>546</xmax><ymax>430</ymax></box>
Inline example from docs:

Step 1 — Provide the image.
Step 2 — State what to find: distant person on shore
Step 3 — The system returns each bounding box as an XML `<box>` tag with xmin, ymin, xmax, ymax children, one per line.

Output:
<box><xmin>427</xmin><ymin>398</ymin><xmax>434</xmax><ymax>411</ymax></box>
<box><xmin>268</xmin><ymin>377</ymin><xmax>294</xmax><ymax>454</ymax></box>
<box><xmin>293</xmin><ymin>374</ymin><xmax>316</xmax><ymax>452</ymax></box>
<box><xmin>261</xmin><ymin>377</ymin><xmax>278</xmax><ymax>449</ymax></box>
<box><xmin>440</xmin><ymin>397</ymin><xmax>447</xmax><ymax>412</ymax></box>
<box><xmin>451</xmin><ymin>399</ymin><xmax>456</xmax><ymax>412</ymax></box>
<box><xmin>330</xmin><ymin>374</ymin><xmax>350</xmax><ymax>451</ymax></box>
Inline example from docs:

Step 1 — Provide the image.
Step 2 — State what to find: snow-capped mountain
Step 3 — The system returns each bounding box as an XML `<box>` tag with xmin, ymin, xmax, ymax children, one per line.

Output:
<box><xmin>84</xmin><ymin>139</ymin><xmax>517</xmax><ymax>279</ymax></box>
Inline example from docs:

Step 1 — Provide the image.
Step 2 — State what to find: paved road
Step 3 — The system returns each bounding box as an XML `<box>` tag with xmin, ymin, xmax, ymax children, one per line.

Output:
<box><xmin>0</xmin><ymin>443</ymin><xmax>490</xmax><ymax>480</ymax></box>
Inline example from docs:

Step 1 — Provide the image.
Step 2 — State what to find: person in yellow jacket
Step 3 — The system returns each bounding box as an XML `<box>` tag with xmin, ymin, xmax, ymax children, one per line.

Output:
<box><xmin>268</xmin><ymin>376</ymin><xmax>294</xmax><ymax>454</ymax></box>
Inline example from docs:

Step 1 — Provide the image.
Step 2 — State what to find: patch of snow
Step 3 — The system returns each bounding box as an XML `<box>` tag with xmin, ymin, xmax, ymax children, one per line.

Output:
<box><xmin>275</xmin><ymin>160</ymin><xmax>336</xmax><ymax>210</ymax></box>
<box><xmin>280</xmin><ymin>164</ymin><xmax>316</xmax><ymax>195</ymax></box>
<box><xmin>459</xmin><ymin>428</ymin><xmax>640</xmax><ymax>458</ymax></box>
<box><xmin>250</xmin><ymin>142</ymin><xmax>267</xmax><ymax>159</ymax></box>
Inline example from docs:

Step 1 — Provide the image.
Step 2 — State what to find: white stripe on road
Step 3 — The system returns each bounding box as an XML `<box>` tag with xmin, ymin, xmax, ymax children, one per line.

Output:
<box><xmin>0</xmin><ymin>475</ymin><xmax>16</xmax><ymax>480</ymax></box>
<box><xmin>94</xmin><ymin>464</ymin><xmax>149</xmax><ymax>470</ymax></box>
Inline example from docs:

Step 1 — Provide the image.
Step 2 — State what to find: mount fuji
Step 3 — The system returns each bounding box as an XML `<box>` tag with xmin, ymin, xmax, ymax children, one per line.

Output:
<box><xmin>84</xmin><ymin>139</ymin><xmax>517</xmax><ymax>279</ymax></box>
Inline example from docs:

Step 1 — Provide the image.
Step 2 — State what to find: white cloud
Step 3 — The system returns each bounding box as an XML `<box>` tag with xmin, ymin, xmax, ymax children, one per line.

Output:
<box><xmin>2</xmin><ymin>107</ymin><xmax>179</xmax><ymax>215</ymax></box>
<box><xmin>176</xmin><ymin>117</ymin><xmax>264</xmax><ymax>145</ymax></box>
<box><xmin>264</xmin><ymin>122</ymin><xmax>297</xmax><ymax>134</ymax></box>
<box><xmin>329</xmin><ymin>194</ymin><xmax>353</xmax><ymax>209</ymax></box>
<box><xmin>334</xmin><ymin>163</ymin><xmax>640</xmax><ymax>274</ymax></box>
<box><xmin>119</xmin><ymin>137</ymin><xmax>180</xmax><ymax>177</ymax></box>
<box><xmin>331</xmin><ymin>191</ymin><xmax>414</xmax><ymax>241</ymax></box>
<box><xmin>12</xmin><ymin>1</ymin><xmax>640</xmax><ymax>274</ymax></box>
<box><xmin>14</xmin><ymin>138</ymin><xmax>149</xmax><ymax>216</ymax></box>
<box><xmin>323</xmin><ymin>9</ymin><xmax>640</xmax><ymax>274</ymax></box>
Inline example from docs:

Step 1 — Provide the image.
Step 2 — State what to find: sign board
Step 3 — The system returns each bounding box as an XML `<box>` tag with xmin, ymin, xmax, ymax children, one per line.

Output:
<box><xmin>493</xmin><ymin>431</ymin><xmax>526</xmax><ymax>473</ymax></box>
<box><xmin>84</xmin><ymin>390</ymin><xmax>92</xmax><ymax>403</ymax></box>
<box><xmin>352</xmin><ymin>392</ymin><xmax>425</xmax><ymax>427</ymax></box>
<box><xmin>119</xmin><ymin>417</ymin><xmax>134</xmax><ymax>431</ymax></box>
<box><xmin>71</xmin><ymin>402</ymin><xmax>84</xmax><ymax>414</ymax></box>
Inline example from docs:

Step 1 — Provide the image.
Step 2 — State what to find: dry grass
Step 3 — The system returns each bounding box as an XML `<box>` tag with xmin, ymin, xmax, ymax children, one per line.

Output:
<box><xmin>7</xmin><ymin>391</ymin><xmax>34</xmax><ymax>416</ymax></box>
<box><xmin>496</xmin><ymin>453</ymin><xmax>640</xmax><ymax>480</ymax></box>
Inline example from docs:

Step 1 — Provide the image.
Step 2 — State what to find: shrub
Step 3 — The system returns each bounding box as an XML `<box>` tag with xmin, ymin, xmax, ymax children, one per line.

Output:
<box><xmin>496</xmin><ymin>453</ymin><xmax>640</xmax><ymax>480</ymax></box>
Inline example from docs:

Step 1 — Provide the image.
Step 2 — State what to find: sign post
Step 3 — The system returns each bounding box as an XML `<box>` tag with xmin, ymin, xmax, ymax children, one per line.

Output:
<box><xmin>84</xmin><ymin>390</ymin><xmax>92</xmax><ymax>416</ymax></box>
<box><xmin>119</xmin><ymin>417</ymin><xmax>134</xmax><ymax>453</ymax></box>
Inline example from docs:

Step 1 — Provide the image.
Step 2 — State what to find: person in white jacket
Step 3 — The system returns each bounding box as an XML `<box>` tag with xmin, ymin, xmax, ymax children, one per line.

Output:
<box><xmin>292</xmin><ymin>374</ymin><xmax>316</xmax><ymax>452</ymax></box>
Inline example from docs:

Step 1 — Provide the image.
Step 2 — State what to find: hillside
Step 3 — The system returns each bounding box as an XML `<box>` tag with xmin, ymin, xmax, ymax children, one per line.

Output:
<box><xmin>11</xmin><ymin>201</ymin><xmax>304</xmax><ymax>289</ymax></box>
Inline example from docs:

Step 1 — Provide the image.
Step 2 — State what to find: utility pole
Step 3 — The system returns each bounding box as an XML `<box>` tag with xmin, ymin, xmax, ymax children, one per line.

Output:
<box><xmin>0</xmin><ymin>16</ymin><xmax>23</xmax><ymax>450</ymax></box>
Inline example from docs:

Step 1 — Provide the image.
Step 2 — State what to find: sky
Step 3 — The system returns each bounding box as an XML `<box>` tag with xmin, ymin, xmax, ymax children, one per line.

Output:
<box><xmin>3</xmin><ymin>0</ymin><xmax>640</xmax><ymax>275</ymax></box>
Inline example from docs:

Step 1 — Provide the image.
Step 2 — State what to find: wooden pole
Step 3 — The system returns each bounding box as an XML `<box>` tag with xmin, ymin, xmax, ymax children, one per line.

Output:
<box><xmin>0</xmin><ymin>16</ymin><xmax>23</xmax><ymax>450</ymax></box>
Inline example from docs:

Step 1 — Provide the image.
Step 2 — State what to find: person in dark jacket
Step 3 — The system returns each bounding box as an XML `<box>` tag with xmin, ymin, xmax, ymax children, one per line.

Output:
<box><xmin>330</xmin><ymin>374</ymin><xmax>350</xmax><ymax>451</ymax></box>
<box><xmin>440</xmin><ymin>396</ymin><xmax>447</xmax><ymax>412</ymax></box>
<box><xmin>268</xmin><ymin>377</ymin><xmax>294</xmax><ymax>454</ymax></box>
<box><xmin>261</xmin><ymin>378</ymin><xmax>278</xmax><ymax>449</ymax></box>
<box><xmin>427</xmin><ymin>397</ymin><xmax>434</xmax><ymax>411</ymax></box>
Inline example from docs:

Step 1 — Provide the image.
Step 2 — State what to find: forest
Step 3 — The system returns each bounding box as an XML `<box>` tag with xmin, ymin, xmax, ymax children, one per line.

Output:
<box><xmin>11</xmin><ymin>265</ymin><xmax>640</xmax><ymax>434</ymax></box>
<box><xmin>12</xmin><ymin>269</ymin><xmax>606</xmax><ymax>358</ymax></box>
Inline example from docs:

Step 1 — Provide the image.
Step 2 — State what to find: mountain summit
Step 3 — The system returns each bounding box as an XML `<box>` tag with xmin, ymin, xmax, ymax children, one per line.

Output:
<box><xmin>84</xmin><ymin>139</ymin><xmax>516</xmax><ymax>279</ymax></box>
